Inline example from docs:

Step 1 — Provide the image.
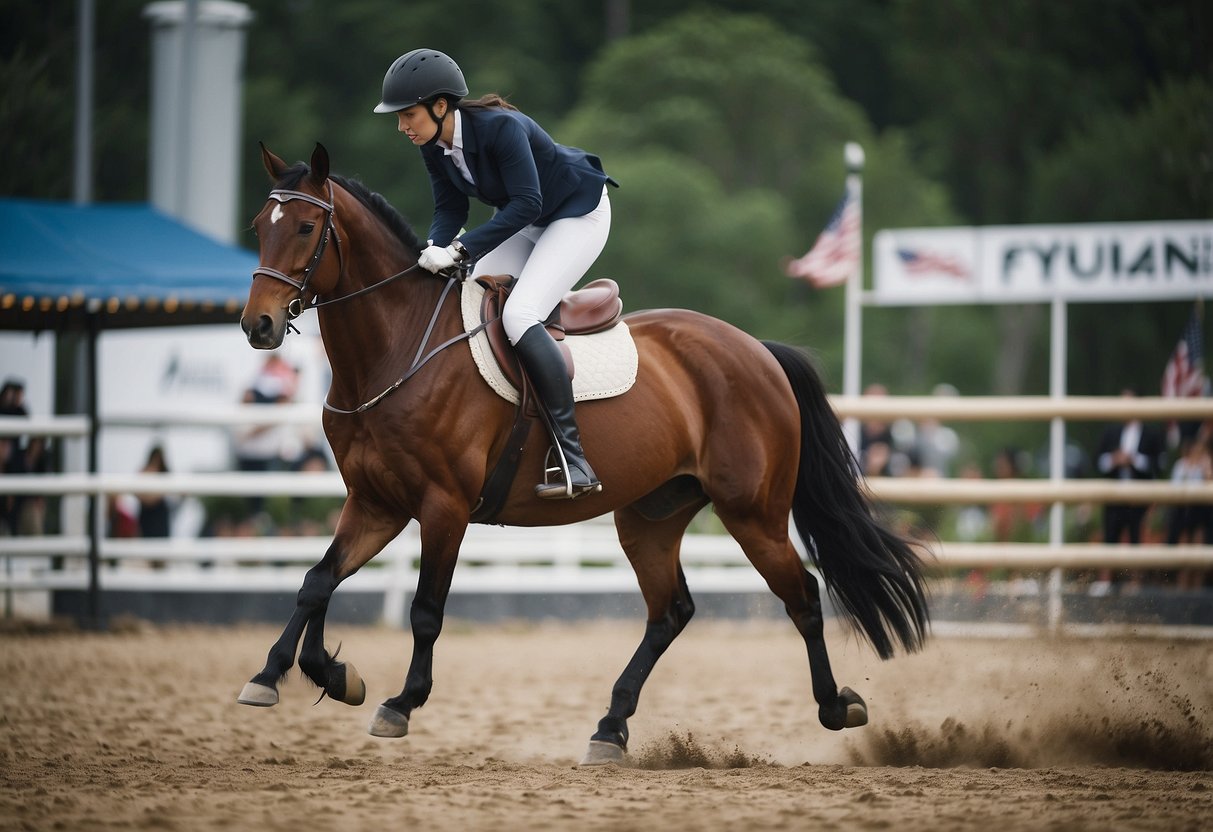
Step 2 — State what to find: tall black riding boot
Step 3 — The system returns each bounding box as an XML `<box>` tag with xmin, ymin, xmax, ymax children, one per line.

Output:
<box><xmin>514</xmin><ymin>324</ymin><xmax>602</xmax><ymax>499</ymax></box>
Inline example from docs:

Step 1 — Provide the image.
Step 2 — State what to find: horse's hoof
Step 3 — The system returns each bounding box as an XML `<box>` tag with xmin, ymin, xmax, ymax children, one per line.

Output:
<box><xmin>237</xmin><ymin>681</ymin><xmax>279</xmax><ymax>707</ymax></box>
<box><xmin>819</xmin><ymin>686</ymin><xmax>868</xmax><ymax>730</ymax></box>
<box><xmin>329</xmin><ymin>661</ymin><xmax>366</xmax><ymax>707</ymax></box>
<box><xmin>368</xmin><ymin>705</ymin><xmax>409</xmax><ymax>738</ymax></box>
<box><xmin>578</xmin><ymin>740</ymin><xmax>628</xmax><ymax>767</ymax></box>
<box><xmin>840</xmin><ymin>686</ymin><xmax>869</xmax><ymax>728</ymax></box>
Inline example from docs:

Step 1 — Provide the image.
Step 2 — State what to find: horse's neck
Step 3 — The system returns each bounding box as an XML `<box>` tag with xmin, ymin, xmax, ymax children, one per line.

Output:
<box><xmin>318</xmin><ymin>259</ymin><xmax>461</xmax><ymax>401</ymax></box>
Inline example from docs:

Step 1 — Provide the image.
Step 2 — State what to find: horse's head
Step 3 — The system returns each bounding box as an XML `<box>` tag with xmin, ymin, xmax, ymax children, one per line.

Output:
<box><xmin>241</xmin><ymin>143</ymin><xmax>342</xmax><ymax>349</ymax></box>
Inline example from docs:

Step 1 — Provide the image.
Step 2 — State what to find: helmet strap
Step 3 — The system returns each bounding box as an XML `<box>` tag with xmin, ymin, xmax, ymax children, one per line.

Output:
<box><xmin>423</xmin><ymin>99</ymin><xmax>448</xmax><ymax>146</ymax></box>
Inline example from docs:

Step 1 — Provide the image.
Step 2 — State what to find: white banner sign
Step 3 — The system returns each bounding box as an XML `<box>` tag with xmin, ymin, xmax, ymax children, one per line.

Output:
<box><xmin>873</xmin><ymin>221</ymin><xmax>1213</xmax><ymax>305</ymax></box>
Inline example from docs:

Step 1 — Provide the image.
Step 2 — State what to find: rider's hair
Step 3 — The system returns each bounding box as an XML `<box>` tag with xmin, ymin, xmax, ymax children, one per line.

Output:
<box><xmin>457</xmin><ymin>93</ymin><xmax>517</xmax><ymax>111</ymax></box>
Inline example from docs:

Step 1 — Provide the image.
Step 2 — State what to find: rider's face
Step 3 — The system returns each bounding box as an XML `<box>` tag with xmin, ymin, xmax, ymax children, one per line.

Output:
<box><xmin>396</xmin><ymin>101</ymin><xmax>445</xmax><ymax>145</ymax></box>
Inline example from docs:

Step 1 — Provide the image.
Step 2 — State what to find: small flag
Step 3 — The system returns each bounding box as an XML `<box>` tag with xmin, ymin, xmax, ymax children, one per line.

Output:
<box><xmin>785</xmin><ymin>187</ymin><xmax>860</xmax><ymax>289</ymax></box>
<box><xmin>896</xmin><ymin>248</ymin><xmax>970</xmax><ymax>280</ymax></box>
<box><xmin>1161</xmin><ymin>303</ymin><xmax>1207</xmax><ymax>398</ymax></box>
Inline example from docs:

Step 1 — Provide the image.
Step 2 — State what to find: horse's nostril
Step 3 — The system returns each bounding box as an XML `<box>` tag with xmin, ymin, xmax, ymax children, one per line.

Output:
<box><xmin>240</xmin><ymin>313</ymin><xmax>278</xmax><ymax>346</ymax></box>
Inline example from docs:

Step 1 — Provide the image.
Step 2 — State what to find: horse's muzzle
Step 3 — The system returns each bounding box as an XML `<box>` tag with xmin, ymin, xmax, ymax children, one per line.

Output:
<box><xmin>240</xmin><ymin>312</ymin><xmax>285</xmax><ymax>350</ymax></box>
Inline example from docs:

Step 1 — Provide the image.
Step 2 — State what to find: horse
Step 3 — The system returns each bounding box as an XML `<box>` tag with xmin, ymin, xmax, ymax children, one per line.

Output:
<box><xmin>237</xmin><ymin>143</ymin><xmax>929</xmax><ymax>765</ymax></box>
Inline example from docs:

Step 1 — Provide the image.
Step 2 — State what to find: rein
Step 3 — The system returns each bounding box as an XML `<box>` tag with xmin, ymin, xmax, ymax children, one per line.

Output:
<box><xmin>322</xmin><ymin>274</ymin><xmax>488</xmax><ymax>415</ymax></box>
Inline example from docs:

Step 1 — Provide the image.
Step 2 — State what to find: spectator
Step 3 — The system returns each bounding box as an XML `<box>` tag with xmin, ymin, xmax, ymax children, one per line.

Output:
<box><xmin>0</xmin><ymin>378</ymin><xmax>28</xmax><ymax>536</ymax></box>
<box><xmin>233</xmin><ymin>355</ymin><xmax>300</xmax><ymax>517</ymax></box>
<box><xmin>988</xmin><ymin>447</ymin><xmax>1044</xmax><ymax>544</ymax></box>
<box><xmin>1096</xmin><ymin>389</ymin><xmax>1166</xmax><ymax>546</ymax></box>
<box><xmin>914</xmin><ymin>383</ymin><xmax>961</xmax><ymax>478</ymax></box>
<box><xmin>136</xmin><ymin>445</ymin><xmax>172</xmax><ymax>539</ymax></box>
<box><xmin>859</xmin><ymin>383</ymin><xmax>898</xmax><ymax>476</ymax></box>
<box><xmin>0</xmin><ymin>378</ymin><xmax>49</xmax><ymax>535</ymax></box>
<box><xmin>1165</xmin><ymin>424</ymin><xmax>1212</xmax><ymax>590</ymax></box>
<box><xmin>1092</xmin><ymin>388</ymin><xmax>1166</xmax><ymax>595</ymax></box>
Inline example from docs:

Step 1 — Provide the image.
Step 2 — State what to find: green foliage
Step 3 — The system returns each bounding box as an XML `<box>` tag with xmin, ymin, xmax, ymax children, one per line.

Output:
<box><xmin>883</xmin><ymin>0</ymin><xmax>1211</xmax><ymax>224</ymax></box>
<box><xmin>559</xmin><ymin>10</ymin><xmax>959</xmax><ymax>378</ymax></box>
<box><xmin>565</xmin><ymin>10</ymin><xmax>874</xmax><ymax>234</ymax></box>
<box><xmin>1027</xmin><ymin>78</ymin><xmax>1213</xmax><ymax>222</ymax></box>
<box><xmin>1</xmin><ymin>0</ymin><xmax>150</xmax><ymax>201</ymax></box>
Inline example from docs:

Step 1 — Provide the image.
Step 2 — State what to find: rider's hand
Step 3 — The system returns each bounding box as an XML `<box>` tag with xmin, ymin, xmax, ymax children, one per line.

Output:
<box><xmin>418</xmin><ymin>241</ymin><xmax>467</xmax><ymax>274</ymax></box>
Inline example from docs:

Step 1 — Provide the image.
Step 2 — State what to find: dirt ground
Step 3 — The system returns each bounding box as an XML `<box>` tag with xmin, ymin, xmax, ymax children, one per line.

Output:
<box><xmin>1</xmin><ymin>617</ymin><xmax>1210</xmax><ymax>831</ymax></box>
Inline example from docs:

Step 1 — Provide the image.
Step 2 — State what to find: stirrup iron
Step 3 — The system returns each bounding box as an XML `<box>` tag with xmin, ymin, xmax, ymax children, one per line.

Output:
<box><xmin>536</xmin><ymin>445</ymin><xmax>601</xmax><ymax>500</ymax></box>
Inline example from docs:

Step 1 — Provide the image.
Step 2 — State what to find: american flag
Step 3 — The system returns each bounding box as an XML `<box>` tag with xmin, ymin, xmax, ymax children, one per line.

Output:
<box><xmin>896</xmin><ymin>248</ymin><xmax>970</xmax><ymax>279</ymax></box>
<box><xmin>1161</xmin><ymin>304</ymin><xmax>1207</xmax><ymax>398</ymax></box>
<box><xmin>785</xmin><ymin>187</ymin><xmax>860</xmax><ymax>288</ymax></box>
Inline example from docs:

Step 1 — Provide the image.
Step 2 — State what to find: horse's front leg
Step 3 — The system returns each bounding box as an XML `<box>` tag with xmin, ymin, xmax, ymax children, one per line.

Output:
<box><xmin>237</xmin><ymin>498</ymin><xmax>406</xmax><ymax>707</ymax></box>
<box><xmin>369</xmin><ymin>510</ymin><xmax>467</xmax><ymax>738</ymax></box>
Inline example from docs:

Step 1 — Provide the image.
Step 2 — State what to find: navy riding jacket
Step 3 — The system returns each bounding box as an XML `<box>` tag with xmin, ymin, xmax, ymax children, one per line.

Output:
<box><xmin>420</xmin><ymin>106</ymin><xmax>616</xmax><ymax>260</ymax></box>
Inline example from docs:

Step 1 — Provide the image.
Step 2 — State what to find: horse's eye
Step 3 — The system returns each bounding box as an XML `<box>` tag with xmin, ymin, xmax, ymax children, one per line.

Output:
<box><xmin>299</xmin><ymin>222</ymin><xmax>316</xmax><ymax>235</ymax></box>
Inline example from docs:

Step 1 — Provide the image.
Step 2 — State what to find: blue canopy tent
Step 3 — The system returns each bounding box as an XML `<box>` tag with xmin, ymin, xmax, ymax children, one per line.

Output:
<box><xmin>0</xmin><ymin>197</ymin><xmax>260</xmax><ymax>627</ymax></box>
<box><xmin>0</xmin><ymin>197</ymin><xmax>257</xmax><ymax>331</ymax></box>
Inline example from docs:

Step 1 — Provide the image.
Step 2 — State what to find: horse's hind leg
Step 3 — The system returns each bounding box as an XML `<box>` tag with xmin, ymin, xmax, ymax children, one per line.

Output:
<box><xmin>715</xmin><ymin>510</ymin><xmax>867</xmax><ymax>731</ymax></box>
<box><xmin>580</xmin><ymin>500</ymin><xmax>705</xmax><ymax>766</ymax></box>
<box><xmin>238</xmin><ymin>502</ymin><xmax>405</xmax><ymax>708</ymax></box>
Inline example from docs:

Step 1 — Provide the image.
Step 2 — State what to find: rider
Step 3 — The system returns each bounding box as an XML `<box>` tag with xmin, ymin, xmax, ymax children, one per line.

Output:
<box><xmin>374</xmin><ymin>48</ymin><xmax>615</xmax><ymax>500</ymax></box>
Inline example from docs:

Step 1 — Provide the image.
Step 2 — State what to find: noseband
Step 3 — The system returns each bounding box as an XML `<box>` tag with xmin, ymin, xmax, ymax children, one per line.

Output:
<box><xmin>251</xmin><ymin>183</ymin><xmax>344</xmax><ymax>319</ymax></box>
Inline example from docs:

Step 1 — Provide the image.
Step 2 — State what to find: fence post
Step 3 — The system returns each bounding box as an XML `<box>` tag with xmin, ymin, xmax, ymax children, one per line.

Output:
<box><xmin>1046</xmin><ymin>296</ymin><xmax>1068</xmax><ymax>635</ymax></box>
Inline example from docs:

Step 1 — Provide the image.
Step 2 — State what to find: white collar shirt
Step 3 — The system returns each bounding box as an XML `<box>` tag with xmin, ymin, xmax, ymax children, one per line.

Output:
<box><xmin>1117</xmin><ymin>421</ymin><xmax>1144</xmax><ymax>479</ymax></box>
<box><xmin>439</xmin><ymin>110</ymin><xmax>475</xmax><ymax>185</ymax></box>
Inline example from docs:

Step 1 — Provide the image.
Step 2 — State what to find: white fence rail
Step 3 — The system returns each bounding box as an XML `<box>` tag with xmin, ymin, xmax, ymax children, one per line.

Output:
<box><xmin>2</xmin><ymin>396</ymin><xmax>1212</xmax><ymax>631</ymax></box>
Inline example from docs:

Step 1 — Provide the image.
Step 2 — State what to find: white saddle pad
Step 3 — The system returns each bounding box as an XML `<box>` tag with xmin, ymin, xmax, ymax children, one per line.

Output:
<box><xmin>460</xmin><ymin>278</ymin><xmax>639</xmax><ymax>405</ymax></box>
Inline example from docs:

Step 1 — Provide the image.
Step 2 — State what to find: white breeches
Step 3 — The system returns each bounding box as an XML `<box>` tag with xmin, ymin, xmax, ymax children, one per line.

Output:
<box><xmin>471</xmin><ymin>188</ymin><xmax>611</xmax><ymax>344</ymax></box>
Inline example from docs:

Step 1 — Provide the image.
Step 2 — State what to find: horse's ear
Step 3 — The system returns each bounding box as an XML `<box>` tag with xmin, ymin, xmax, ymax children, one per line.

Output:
<box><xmin>260</xmin><ymin>142</ymin><xmax>290</xmax><ymax>181</ymax></box>
<box><xmin>308</xmin><ymin>143</ymin><xmax>330</xmax><ymax>187</ymax></box>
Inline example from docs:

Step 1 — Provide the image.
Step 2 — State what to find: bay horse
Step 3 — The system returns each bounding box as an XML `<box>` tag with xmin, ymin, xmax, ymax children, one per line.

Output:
<box><xmin>238</xmin><ymin>143</ymin><xmax>929</xmax><ymax>765</ymax></box>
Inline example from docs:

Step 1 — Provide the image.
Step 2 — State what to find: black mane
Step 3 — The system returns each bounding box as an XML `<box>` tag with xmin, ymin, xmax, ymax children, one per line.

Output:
<box><xmin>274</xmin><ymin>163</ymin><xmax>423</xmax><ymax>255</ymax></box>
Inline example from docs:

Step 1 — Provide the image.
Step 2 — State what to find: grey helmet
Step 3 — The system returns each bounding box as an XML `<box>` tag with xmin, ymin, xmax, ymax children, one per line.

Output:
<box><xmin>373</xmin><ymin>49</ymin><xmax>468</xmax><ymax>114</ymax></box>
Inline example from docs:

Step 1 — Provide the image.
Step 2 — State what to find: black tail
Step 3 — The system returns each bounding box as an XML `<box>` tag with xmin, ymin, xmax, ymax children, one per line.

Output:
<box><xmin>763</xmin><ymin>341</ymin><xmax>929</xmax><ymax>659</ymax></box>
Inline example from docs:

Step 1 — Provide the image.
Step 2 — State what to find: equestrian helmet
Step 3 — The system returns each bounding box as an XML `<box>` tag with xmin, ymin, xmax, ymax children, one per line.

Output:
<box><xmin>373</xmin><ymin>49</ymin><xmax>468</xmax><ymax>113</ymax></box>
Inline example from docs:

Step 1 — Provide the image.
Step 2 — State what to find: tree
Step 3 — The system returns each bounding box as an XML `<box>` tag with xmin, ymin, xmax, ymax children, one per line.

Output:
<box><xmin>883</xmin><ymin>0</ymin><xmax>1211</xmax><ymax>225</ymax></box>
<box><xmin>557</xmin><ymin>10</ymin><xmax>958</xmax><ymax>383</ymax></box>
<box><xmin>1027</xmin><ymin>78</ymin><xmax>1213</xmax><ymax>223</ymax></box>
<box><xmin>1</xmin><ymin>0</ymin><xmax>150</xmax><ymax>201</ymax></box>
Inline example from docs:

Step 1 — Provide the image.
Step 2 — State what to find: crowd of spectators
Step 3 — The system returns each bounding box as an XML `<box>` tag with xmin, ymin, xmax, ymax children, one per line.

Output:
<box><xmin>858</xmin><ymin>382</ymin><xmax>1212</xmax><ymax>595</ymax></box>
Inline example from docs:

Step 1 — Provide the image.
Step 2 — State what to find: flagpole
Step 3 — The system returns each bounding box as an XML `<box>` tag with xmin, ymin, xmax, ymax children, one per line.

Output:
<box><xmin>842</xmin><ymin>142</ymin><xmax>865</xmax><ymax>452</ymax></box>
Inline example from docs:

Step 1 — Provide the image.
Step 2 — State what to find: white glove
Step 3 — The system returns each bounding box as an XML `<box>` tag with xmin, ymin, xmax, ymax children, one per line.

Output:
<box><xmin>418</xmin><ymin>241</ymin><xmax>467</xmax><ymax>274</ymax></box>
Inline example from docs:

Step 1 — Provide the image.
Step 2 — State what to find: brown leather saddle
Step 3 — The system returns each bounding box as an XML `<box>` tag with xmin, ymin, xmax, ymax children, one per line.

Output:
<box><xmin>477</xmin><ymin>274</ymin><xmax>623</xmax><ymax>390</ymax></box>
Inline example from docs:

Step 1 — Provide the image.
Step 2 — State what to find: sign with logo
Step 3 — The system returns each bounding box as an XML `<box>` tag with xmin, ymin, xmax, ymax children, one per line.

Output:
<box><xmin>873</xmin><ymin>221</ymin><xmax>1213</xmax><ymax>306</ymax></box>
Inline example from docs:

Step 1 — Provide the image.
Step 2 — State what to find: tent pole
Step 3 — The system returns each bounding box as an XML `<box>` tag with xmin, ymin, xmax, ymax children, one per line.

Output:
<box><xmin>85</xmin><ymin>314</ymin><xmax>103</xmax><ymax>630</ymax></box>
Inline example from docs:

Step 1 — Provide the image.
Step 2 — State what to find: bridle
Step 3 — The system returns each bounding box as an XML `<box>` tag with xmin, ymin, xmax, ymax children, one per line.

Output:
<box><xmin>251</xmin><ymin>182</ymin><xmax>425</xmax><ymax>321</ymax></box>
<box><xmin>251</xmin><ymin>182</ymin><xmax>346</xmax><ymax>320</ymax></box>
<box><xmin>249</xmin><ymin>181</ymin><xmax>484</xmax><ymax>415</ymax></box>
